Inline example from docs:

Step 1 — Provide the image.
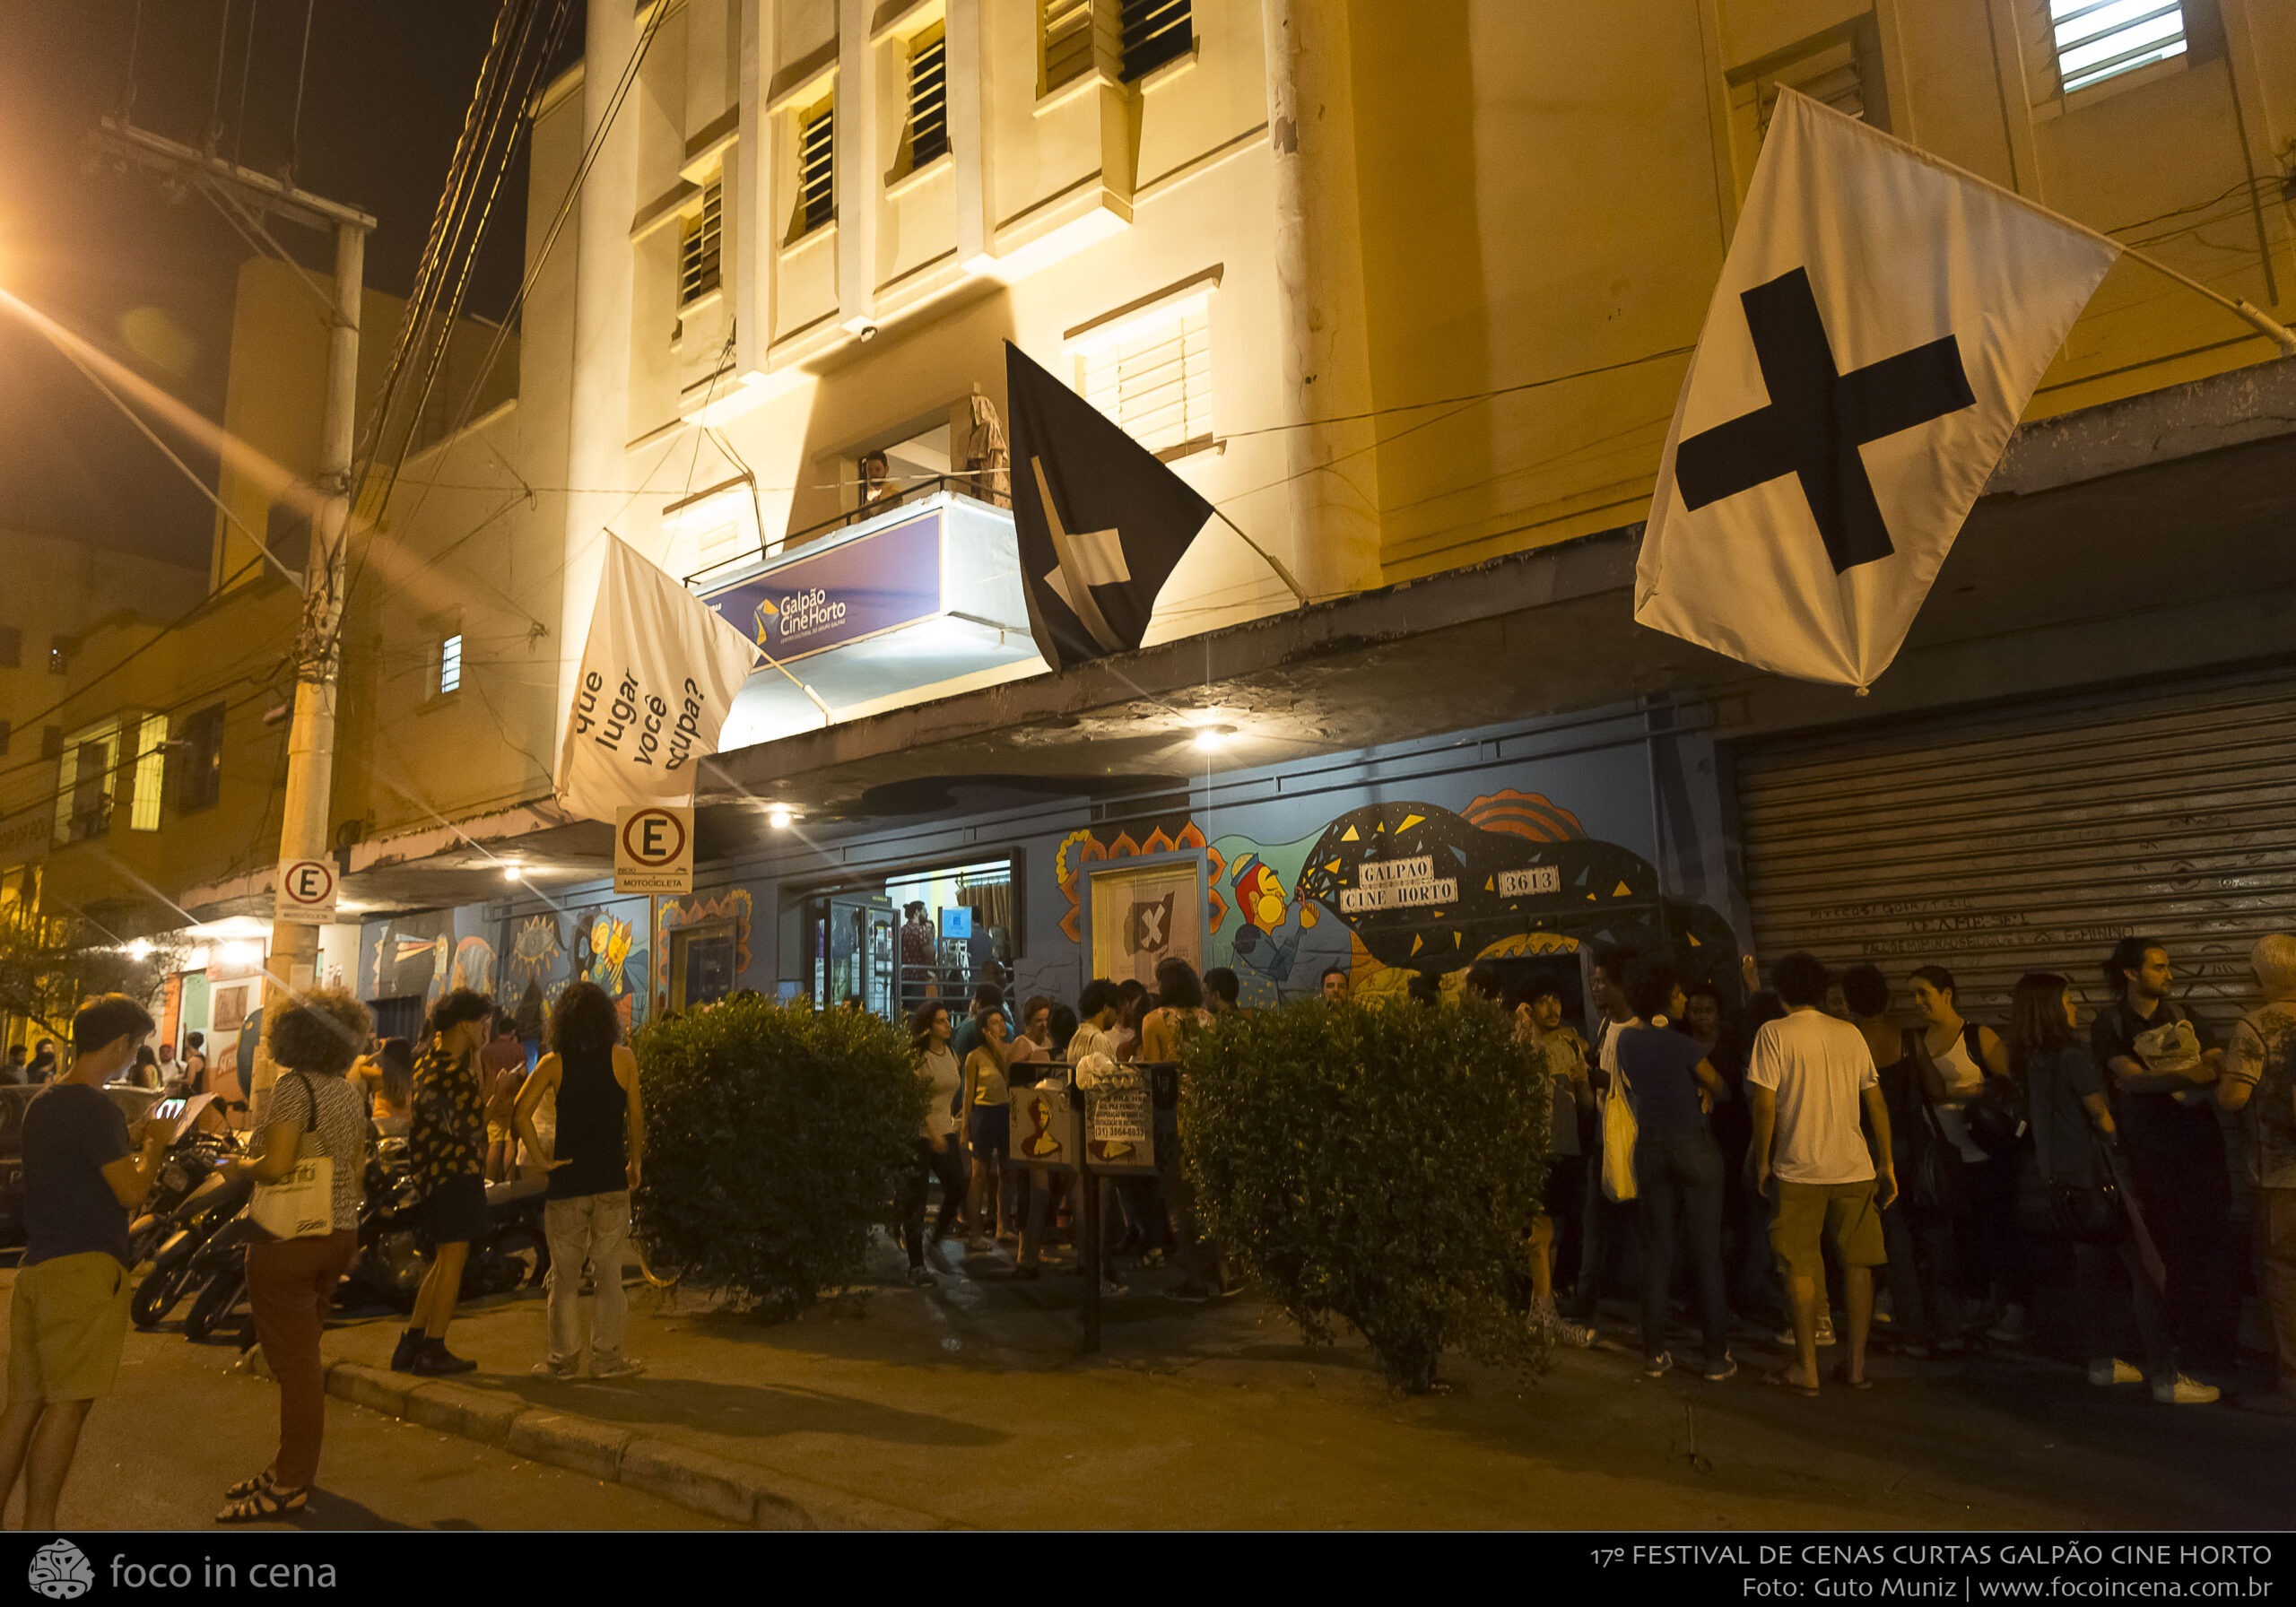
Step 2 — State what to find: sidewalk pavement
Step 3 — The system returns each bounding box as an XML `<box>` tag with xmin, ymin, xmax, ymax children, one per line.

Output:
<box><xmin>316</xmin><ymin>1238</ymin><xmax>2291</xmax><ymax>1531</ymax></box>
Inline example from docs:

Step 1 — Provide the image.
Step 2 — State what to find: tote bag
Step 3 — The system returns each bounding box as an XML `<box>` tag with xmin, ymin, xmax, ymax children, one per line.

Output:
<box><xmin>1599</xmin><ymin>1055</ymin><xmax>1639</xmax><ymax>1203</ymax></box>
<box><xmin>249</xmin><ymin>1073</ymin><xmax>335</xmax><ymax>1242</ymax></box>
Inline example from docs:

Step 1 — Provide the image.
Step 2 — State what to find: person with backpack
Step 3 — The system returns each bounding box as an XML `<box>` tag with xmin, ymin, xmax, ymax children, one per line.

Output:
<box><xmin>2013</xmin><ymin>972</ymin><xmax>2216</xmax><ymax>1405</ymax></box>
<box><xmin>1907</xmin><ymin>964</ymin><xmax>2031</xmax><ymax>1345</ymax></box>
<box><xmin>2091</xmin><ymin>938</ymin><xmax>2236</xmax><ymax>1376</ymax></box>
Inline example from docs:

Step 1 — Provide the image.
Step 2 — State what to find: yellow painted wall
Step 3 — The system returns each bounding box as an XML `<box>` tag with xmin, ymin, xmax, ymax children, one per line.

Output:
<box><xmin>1347</xmin><ymin>0</ymin><xmax>2296</xmax><ymax>580</ymax></box>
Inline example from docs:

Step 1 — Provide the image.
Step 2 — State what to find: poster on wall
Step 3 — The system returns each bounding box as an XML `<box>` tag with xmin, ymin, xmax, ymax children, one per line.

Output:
<box><xmin>1086</xmin><ymin>860</ymin><xmax>1202</xmax><ymax>988</ymax></box>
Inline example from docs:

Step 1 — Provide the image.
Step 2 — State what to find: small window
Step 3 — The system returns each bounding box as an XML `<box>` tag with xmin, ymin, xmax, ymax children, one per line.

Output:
<box><xmin>178</xmin><ymin>702</ymin><xmax>224</xmax><ymax>814</ymax></box>
<box><xmin>128</xmin><ymin>712</ymin><xmax>168</xmax><ymax>832</ymax></box>
<box><xmin>907</xmin><ymin>26</ymin><xmax>950</xmax><ymax>169</ymax></box>
<box><xmin>2050</xmin><ymin>0</ymin><xmax>2186</xmax><ymax>94</ymax></box>
<box><xmin>39</xmin><ymin>725</ymin><xmax>61</xmax><ymax>760</ymax></box>
<box><xmin>1042</xmin><ymin>0</ymin><xmax>1097</xmax><ymax>92</ymax></box>
<box><xmin>0</xmin><ymin>625</ymin><xmax>20</xmax><ymax>668</ymax></box>
<box><xmin>48</xmin><ymin>636</ymin><xmax>71</xmax><ymax>675</ymax></box>
<box><xmin>679</xmin><ymin>179</ymin><xmax>723</xmax><ymax>308</ymax></box>
<box><xmin>1074</xmin><ymin>296</ymin><xmax>1213</xmax><ymax>453</ymax></box>
<box><xmin>1118</xmin><ymin>0</ymin><xmax>1190</xmax><ymax>82</ymax></box>
<box><xmin>0</xmin><ymin>720</ymin><xmax>11</xmax><ymax>756</ymax></box>
<box><xmin>438</xmin><ymin>632</ymin><xmax>464</xmax><ymax>697</ymax></box>
<box><xmin>797</xmin><ymin>104</ymin><xmax>836</xmax><ymax>236</ymax></box>
<box><xmin>1753</xmin><ymin>40</ymin><xmax>1866</xmax><ymax>143</ymax></box>
<box><xmin>55</xmin><ymin>717</ymin><xmax>117</xmax><ymax>845</ymax></box>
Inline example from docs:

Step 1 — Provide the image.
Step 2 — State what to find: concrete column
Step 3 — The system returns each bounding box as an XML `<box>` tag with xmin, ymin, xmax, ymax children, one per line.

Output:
<box><xmin>947</xmin><ymin>0</ymin><xmax>994</xmax><ymax>270</ymax></box>
<box><xmin>557</xmin><ymin>0</ymin><xmax>646</xmax><ymax>725</ymax></box>
<box><xmin>835</xmin><ymin>0</ymin><xmax>878</xmax><ymax>333</ymax></box>
<box><xmin>1261</xmin><ymin>0</ymin><xmax>1381</xmax><ymax>600</ymax></box>
<box><xmin>735</xmin><ymin>0</ymin><xmax>775</xmax><ymax>378</ymax></box>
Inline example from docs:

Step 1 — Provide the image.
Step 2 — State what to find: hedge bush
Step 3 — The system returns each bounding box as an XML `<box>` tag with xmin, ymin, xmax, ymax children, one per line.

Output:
<box><xmin>1180</xmin><ymin>995</ymin><xmax>1550</xmax><ymax>1392</ymax></box>
<box><xmin>633</xmin><ymin>996</ymin><xmax>927</xmax><ymax>1316</ymax></box>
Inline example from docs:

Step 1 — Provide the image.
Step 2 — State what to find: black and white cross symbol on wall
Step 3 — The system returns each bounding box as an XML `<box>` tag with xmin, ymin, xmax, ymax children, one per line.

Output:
<box><xmin>1675</xmin><ymin>267</ymin><xmax>1977</xmax><ymax>574</ymax></box>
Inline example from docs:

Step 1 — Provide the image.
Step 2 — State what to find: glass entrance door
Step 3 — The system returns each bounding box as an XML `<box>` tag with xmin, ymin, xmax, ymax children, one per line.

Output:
<box><xmin>806</xmin><ymin>895</ymin><xmax>898</xmax><ymax>1017</ymax></box>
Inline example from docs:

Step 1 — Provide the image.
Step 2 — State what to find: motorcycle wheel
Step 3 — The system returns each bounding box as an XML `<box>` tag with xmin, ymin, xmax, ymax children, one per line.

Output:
<box><xmin>184</xmin><ymin>1272</ymin><xmax>247</xmax><ymax>1344</ymax></box>
<box><xmin>479</xmin><ymin>1224</ymin><xmax>547</xmax><ymax>1296</ymax></box>
<box><xmin>131</xmin><ymin>1260</ymin><xmax>195</xmax><ymax>1330</ymax></box>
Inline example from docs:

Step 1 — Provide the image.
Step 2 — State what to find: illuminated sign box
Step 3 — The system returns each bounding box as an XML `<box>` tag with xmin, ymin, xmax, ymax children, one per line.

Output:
<box><xmin>697</xmin><ymin>491</ymin><xmax>1044</xmax><ymax>751</ymax></box>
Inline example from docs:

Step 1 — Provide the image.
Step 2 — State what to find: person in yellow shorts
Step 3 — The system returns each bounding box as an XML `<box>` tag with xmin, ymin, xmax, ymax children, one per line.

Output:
<box><xmin>0</xmin><ymin>995</ymin><xmax>171</xmax><ymax>1528</ymax></box>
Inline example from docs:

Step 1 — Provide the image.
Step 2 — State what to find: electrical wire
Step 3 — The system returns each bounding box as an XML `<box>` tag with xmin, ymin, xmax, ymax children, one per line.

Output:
<box><xmin>287</xmin><ymin>0</ymin><xmax>313</xmax><ymax>179</ymax></box>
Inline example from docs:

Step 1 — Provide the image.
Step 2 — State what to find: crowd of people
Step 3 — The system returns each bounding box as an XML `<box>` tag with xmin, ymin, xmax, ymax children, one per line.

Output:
<box><xmin>4</xmin><ymin>925</ymin><xmax>2288</xmax><ymax>1529</ymax></box>
<box><xmin>891</xmin><ymin>934</ymin><xmax>2294</xmax><ymax>1419</ymax></box>
<box><xmin>891</xmin><ymin>956</ymin><xmax>1246</xmax><ymax>1301</ymax></box>
<box><xmin>0</xmin><ymin>978</ymin><xmax>647</xmax><ymax>1525</ymax></box>
<box><xmin>1500</xmin><ymin>935</ymin><xmax>2294</xmax><ymax>1414</ymax></box>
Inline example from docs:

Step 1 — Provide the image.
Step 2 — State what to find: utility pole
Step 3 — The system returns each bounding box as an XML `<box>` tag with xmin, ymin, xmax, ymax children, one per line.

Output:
<box><xmin>93</xmin><ymin>117</ymin><xmax>374</xmax><ymax>1112</ymax></box>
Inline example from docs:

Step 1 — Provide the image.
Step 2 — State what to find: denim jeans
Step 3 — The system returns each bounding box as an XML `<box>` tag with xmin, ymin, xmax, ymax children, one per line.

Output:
<box><xmin>543</xmin><ymin>1191</ymin><xmax>631</xmax><ymax>1366</ymax></box>
<box><xmin>899</xmin><ymin>1140</ymin><xmax>965</xmax><ymax>1268</ymax></box>
<box><xmin>2074</xmin><ymin>1238</ymin><xmax>2176</xmax><ymax>1381</ymax></box>
<box><xmin>1881</xmin><ymin>1203</ymin><xmax>1964</xmax><ymax>1343</ymax></box>
<box><xmin>1633</xmin><ymin>1132</ymin><xmax>1730</xmax><ymax>1366</ymax></box>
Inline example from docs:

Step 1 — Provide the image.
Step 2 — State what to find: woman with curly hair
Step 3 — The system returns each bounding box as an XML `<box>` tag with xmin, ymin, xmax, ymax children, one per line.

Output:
<box><xmin>216</xmin><ymin>986</ymin><xmax>373</xmax><ymax>1522</ymax></box>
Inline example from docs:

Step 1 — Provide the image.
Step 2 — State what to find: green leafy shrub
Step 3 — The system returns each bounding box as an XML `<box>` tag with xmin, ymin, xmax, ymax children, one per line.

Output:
<box><xmin>1180</xmin><ymin>996</ymin><xmax>1550</xmax><ymax>1392</ymax></box>
<box><xmin>634</xmin><ymin>996</ymin><xmax>927</xmax><ymax>1316</ymax></box>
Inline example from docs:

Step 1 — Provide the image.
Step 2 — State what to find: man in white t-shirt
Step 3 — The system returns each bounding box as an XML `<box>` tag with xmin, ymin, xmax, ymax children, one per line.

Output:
<box><xmin>1748</xmin><ymin>951</ymin><xmax>1896</xmax><ymax>1395</ymax></box>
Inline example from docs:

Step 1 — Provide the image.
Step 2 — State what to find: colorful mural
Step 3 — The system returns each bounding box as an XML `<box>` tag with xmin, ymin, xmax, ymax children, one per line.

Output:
<box><xmin>362</xmin><ymin>908</ymin><xmax>497</xmax><ymax>1010</ymax></box>
<box><xmin>1055</xmin><ymin>789</ymin><xmax>1734</xmax><ymax>1010</ymax></box>
<box><xmin>654</xmin><ymin>888</ymin><xmax>755</xmax><ymax>1001</ymax></box>
<box><xmin>491</xmin><ymin>897</ymin><xmax>652</xmax><ymax>1037</ymax></box>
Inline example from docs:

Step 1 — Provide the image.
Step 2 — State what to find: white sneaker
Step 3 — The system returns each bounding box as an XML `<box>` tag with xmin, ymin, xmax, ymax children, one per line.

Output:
<box><xmin>531</xmin><ymin>1358</ymin><xmax>580</xmax><ymax>1380</ymax></box>
<box><xmin>2088</xmin><ymin>1358</ymin><xmax>2143</xmax><ymax>1387</ymax></box>
<box><xmin>2151</xmin><ymin>1374</ymin><xmax>2220</xmax><ymax>1406</ymax></box>
<box><xmin>1986</xmin><ymin>1304</ymin><xmax>2031</xmax><ymax>1345</ymax></box>
<box><xmin>589</xmin><ymin>1355</ymin><xmax>646</xmax><ymax>1380</ymax></box>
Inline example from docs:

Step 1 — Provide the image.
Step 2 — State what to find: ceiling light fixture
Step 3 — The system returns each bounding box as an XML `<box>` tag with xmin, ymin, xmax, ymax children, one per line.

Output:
<box><xmin>1192</xmin><ymin>724</ymin><xmax>1236</xmax><ymax>752</ymax></box>
<box><xmin>766</xmin><ymin>804</ymin><xmax>793</xmax><ymax>830</ymax></box>
<box><xmin>502</xmin><ymin>863</ymin><xmax>524</xmax><ymax>882</ymax></box>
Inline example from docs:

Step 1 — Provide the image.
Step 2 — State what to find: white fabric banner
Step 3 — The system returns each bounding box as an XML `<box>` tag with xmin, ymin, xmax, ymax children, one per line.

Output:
<box><xmin>554</xmin><ymin>534</ymin><xmax>761</xmax><ymax>823</ymax></box>
<box><xmin>1635</xmin><ymin>88</ymin><xmax>2121</xmax><ymax>689</ymax></box>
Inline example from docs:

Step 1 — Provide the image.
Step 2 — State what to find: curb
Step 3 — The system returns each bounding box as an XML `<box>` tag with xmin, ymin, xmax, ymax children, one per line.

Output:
<box><xmin>322</xmin><ymin>1360</ymin><xmax>945</xmax><ymax>1530</ymax></box>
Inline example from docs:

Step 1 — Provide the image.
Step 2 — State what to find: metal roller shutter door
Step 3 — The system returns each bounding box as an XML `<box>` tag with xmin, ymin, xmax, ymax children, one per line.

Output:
<box><xmin>1735</xmin><ymin>665</ymin><xmax>2296</xmax><ymax>1019</ymax></box>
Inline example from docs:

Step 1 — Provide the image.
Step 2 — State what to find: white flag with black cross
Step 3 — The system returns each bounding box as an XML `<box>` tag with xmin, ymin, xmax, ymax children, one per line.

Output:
<box><xmin>1634</xmin><ymin>87</ymin><xmax>2123</xmax><ymax>689</ymax></box>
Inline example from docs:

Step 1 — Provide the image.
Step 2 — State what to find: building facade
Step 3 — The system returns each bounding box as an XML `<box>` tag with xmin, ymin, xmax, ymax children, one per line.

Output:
<box><xmin>65</xmin><ymin>0</ymin><xmax>2296</xmax><ymax>1049</ymax></box>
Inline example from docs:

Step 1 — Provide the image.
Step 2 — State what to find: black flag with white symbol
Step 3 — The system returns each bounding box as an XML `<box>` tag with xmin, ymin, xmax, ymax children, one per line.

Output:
<box><xmin>1635</xmin><ymin>89</ymin><xmax>2120</xmax><ymax>689</ymax></box>
<box><xmin>1004</xmin><ymin>340</ymin><xmax>1214</xmax><ymax>671</ymax></box>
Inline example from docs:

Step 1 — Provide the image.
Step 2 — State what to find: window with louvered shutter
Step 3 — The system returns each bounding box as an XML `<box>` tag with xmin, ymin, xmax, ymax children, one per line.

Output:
<box><xmin>1075</xmin><ymin>299</ymin><xmax>1212</xmax><ymax>453</ymax></box>
<box><xmin>2048</xmin><ymin>0</ymin><xmax>2186</xmax><ymax>94</ymax></box>
<box><xmin>679</xmin><ymin>180</ymin><xmax>723</xmax><ymax>307</ymax></box>
<box><xmin>1042</xmin><ymin>0</ymin><xmax>1095</xmax><ymax>91</ymax></box>
<box><xmin>1118</xmin><ymin>0</ymin><xmax>1190</xmax><ymax>83</ymax></box>
<box><xmin>797</xmin><ymin>105</ymin><xmax>835</xmax><ymax>234</ymax></box>
<box><xmin>909</xmin><ymin>28</ymin><xmax>949</xmax><ymax>167</ymax></box>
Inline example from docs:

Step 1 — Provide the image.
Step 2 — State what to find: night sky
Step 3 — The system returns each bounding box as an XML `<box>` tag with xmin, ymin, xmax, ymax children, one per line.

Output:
<box><xmin>0</xmin><ymin>1</ymin><xmax>573</xmax><ymax>569</ymax></box>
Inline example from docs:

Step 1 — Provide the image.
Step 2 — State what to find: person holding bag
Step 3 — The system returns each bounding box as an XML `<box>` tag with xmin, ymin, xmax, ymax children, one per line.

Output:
<box><xmin>217</xmin><ymin>987</ymin><xmax>374</xmax><ymax>1522</ymax></box>
<box><xmin>1907</xmin><ymin>965</ymin><xmax>2031</xmax><ymax>1345</ymax></box>
<box><xmin>2010</xmin><ymin>972</ymin><xmax>2215</xmax><ymax>1407</ymax></box>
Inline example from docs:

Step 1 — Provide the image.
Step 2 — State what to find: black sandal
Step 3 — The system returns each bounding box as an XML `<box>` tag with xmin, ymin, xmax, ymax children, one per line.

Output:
<box><xmin>216</xmin><ymin>1477</ymin><xmax>308</xmax><ymax>1524</ymax></box>
<box><xmin>222</xmin><ymin>1470</ymin><xmax>271</xmax><ymax>1502</ymax></box>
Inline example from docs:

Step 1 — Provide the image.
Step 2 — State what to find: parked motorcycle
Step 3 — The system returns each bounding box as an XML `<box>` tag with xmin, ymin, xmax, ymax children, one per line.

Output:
<box><xmin>466</xmin><ymin>1175</ymin><xmax>551</xmax><ymax>1297</ymax></box>
<box><xmin>126</xmin><ymin>1129</ymin><xmax>239</xmax><ymax>1268</ymax></box>
<box><xmin>130</xmin><ymin>1172</ymin><xmax>251</xmax><ymax>1330</ymax></box>
<box><xmin>334</xmin><ymin>1136</ymin><xmax>425</xmax><ymax>1314</ymax></box>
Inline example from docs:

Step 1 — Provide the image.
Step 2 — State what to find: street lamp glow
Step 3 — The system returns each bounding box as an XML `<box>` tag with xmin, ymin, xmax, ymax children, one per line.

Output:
<box><xmin>766</xmin><ymin>804</ymin><xmax>793</xmax><ymax>830</ymax></box>
<box><xmin>1192</xmin><ymin>724</ymin><xmax>1235</xmax><ymax>752</ymax></box>
<box><xmin>124</xmin><ymin>938</ymin><xmax>153</xmax><ymax>960</ymax></box>
<box><xmin>502</xmin><ymin>862</ymin><xmax>524</xmax><ymax>882</ymax></box>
